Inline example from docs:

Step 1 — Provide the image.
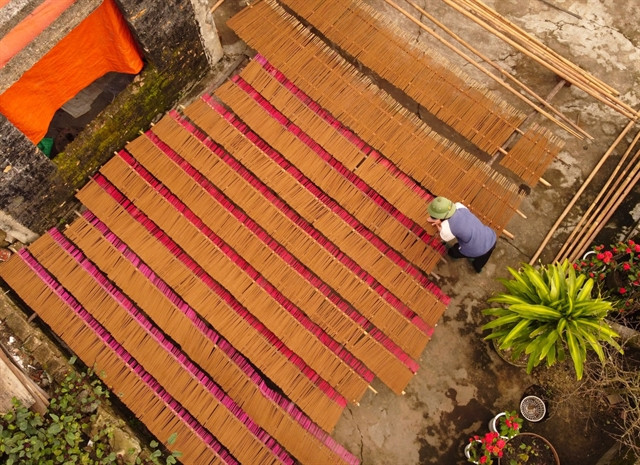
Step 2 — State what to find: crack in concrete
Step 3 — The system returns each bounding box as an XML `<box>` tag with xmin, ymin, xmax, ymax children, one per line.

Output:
<box><xmin>496</xmin><ymin>51</ymin><xmax>518</xmax><ymax>64</ymax></box>
<box><xmin>501</xmin><ymin>236</ymin><xmax>529</xmax><ymax>259</ymax></box>
<box><xmin>348</xmin><ymin>406</ymin><xmax>365</xmax><ymax>463</ymax></box>
<box><xmin>412</xmin><ymin>0</ymin><xmax>427</xmax><ymax>44</ymax></box>
<box><xmin>549</xmin><ymin>9</ymin><xmax>637</xmax><ymax>45</ymax></box>
<box><xmin>414</xmin><ymin>13</ymin><xmax>424</xmax><ymax>43</ymax></box>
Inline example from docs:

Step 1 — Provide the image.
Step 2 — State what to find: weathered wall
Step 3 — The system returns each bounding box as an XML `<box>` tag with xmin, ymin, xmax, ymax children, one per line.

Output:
<box><xmin>0</xmin><ymin>0</ymin><xmax>215</xmax><ymax>235</ymax></box>
<box><xmin>190</xmin><ymin>0</ymin><xmax>225</xmax><ymax>66</ymax></box>
<box><xmin>0</xmin><ymin>116</ymin><xmax>62</xmax><ymax>240</ymax></box>
<box><xmin>116</xmin><ymin>0</ymin><xmax>208</xmax><ymax>69</ymax></box>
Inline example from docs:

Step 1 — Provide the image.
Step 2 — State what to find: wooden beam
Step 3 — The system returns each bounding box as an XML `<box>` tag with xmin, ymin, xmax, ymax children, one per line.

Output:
<box><xmin>0</xmin><ymin>346</ymin><xmax>49</xmax><ymax>415</ymax></box>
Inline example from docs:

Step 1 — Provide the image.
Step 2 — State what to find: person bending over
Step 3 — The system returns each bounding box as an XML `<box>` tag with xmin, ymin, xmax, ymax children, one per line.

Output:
<box><xmin>426</xmin><ymin>196</ymin><xmax>496</xmax><ymax>273</ymax></box>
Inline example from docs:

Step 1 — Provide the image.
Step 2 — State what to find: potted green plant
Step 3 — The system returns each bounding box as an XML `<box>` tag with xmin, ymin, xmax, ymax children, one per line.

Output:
<box><xmin>574</xmin><ymin>239</ymin><xmax>640</xmax><ymax>323</ymax></box>
<box><xmin>482</xmin><ymin>260</ymin><xmax>623</xmax><ymax>379</ymax></box>
<box><xmin>488</xmin><ymin>410</ymin><xmax>522</xmax><ymax>439</ymax></box>
<box><xmin>465</xmin><ymin>431</ymin><xmax>508</xmax><ymax>464</ymax></box>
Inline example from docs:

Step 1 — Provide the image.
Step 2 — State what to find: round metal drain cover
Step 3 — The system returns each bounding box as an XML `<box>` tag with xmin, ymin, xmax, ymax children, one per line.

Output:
<box><xmin>520</xmin><ymin>395</ymin><xmax>546</xmax><ymax>422</ymax></box>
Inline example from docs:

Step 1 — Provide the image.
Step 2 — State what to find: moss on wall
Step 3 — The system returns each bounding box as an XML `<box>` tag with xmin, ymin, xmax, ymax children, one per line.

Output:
<box><xmin>26</xmin><ymin>45</ymin><xmax>209</xmax><ymax>232</ymax></box>
<box><xmin>54</xmin><ymin>49</ymin><xmax>208</xmax><ymax>188</ymax></box>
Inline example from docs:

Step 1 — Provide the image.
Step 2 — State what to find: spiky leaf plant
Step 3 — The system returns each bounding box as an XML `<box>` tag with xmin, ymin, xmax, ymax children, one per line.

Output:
<box><xmin>483</xmin><ymin>260</ymin><xmax>622</xmax><ymax>379</ymax></box>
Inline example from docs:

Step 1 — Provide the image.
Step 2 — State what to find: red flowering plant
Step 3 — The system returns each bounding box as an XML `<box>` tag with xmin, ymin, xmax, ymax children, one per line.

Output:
<box><xmin>573</xmin><ymin>238</ymin><xmax>640</xmax><ymax>324</ymax></box>
<box><xmin>466</xmin><ymin>432</ymin><xmax>509</xmax><ymax>464</ymax></box>
<box><xmin>496</xmin><ymin>410</ymin><xmax>523</xmax><ymax>439</ymax></box>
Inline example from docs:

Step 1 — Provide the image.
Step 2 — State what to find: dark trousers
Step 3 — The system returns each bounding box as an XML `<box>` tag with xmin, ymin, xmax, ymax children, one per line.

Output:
<box><xmin>448</xmin><ymin>243</ymin><xmax>495</xmax><ymax>272</ymax></box>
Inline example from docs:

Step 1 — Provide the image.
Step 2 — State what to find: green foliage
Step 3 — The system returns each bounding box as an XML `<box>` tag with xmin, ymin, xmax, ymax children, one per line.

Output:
<box><xmin>574</xmin><ymin>239</ymin><xmax>640</xmax><ymax>319</ymax></box>
<box><xmin>503</xmin><ymin>436</ymin><xmax>551</xmax><ymax>465</ymax></box>
<box><xmin>483</xmin><ymin>260</ymin><xmax>623</xmax><ymax>379</ymax></box>
<box><xmin>497</xmin><ymin>411</ymin><xmax>522</xmax><ymax>439</ymax></box>
<box><xmin>0</xmin><ymin>364</ymin><xmax>181</xmax><ymax>465</ymax></box>
<box><xmin>135</xmin><ymin>438</ymin><xmax>182</xmax><ymax>465</ymax></box>
<box><xmin>0</xmin><ymin>369</ymin><xmax>114</xmax><ymax>465</ymax></box>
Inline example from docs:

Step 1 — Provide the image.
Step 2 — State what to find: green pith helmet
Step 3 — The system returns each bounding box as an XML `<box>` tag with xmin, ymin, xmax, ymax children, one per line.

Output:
<box><xmin>427</xmin><ymin>197</ymin><xmax>456</xmax><ymax>219</ymax></box>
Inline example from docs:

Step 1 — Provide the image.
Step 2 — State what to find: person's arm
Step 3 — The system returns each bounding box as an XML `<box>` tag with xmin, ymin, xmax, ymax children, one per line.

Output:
<box><xmin>439</xmin><ymin>220</ymin><xmax>455</xmax><ymax>242</ymax></box>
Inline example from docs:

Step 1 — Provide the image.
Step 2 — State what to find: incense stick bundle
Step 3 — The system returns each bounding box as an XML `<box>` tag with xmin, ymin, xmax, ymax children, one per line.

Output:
<box><xmin>227</xmin><ymin>4</ymin><xmax>524</xmax><ymax>235</ymax></box>
<box><xmin>236</xmin><ymin>60</ymin><xmax>442</xmax><ymax>236</ymax></box>
<box><xmin>63</xmin><ymin>217</ymin><xmax>358</xmax><ymax>465</ymax></box>
<box><xmin>0</xmin><ymin>253</ymin><xmax>234</xmax><ymax>465</ymax></box>
<box><xmin>280</xmin><ymin>0</ymin><xmax>526</xmax><ymax>154</ymax></box>
<box><xmin>180</xmin><ymin>100</ymin><xmax>449</xmax><ymax>323</ymax></box>
<box><xmin>74</xmin><ymin>183</ymin><xmax>348</xmax><ymax>431</ymax></box>
<box><xmin>499</xmin><ymin>124</ymin><xmax>564</xmax><ymax>186</ymax></box>
<box><xmin>170</xmin><ymin>108</ymin><xmax>445</xmax><ymax>336</ymax></box>
<box><xmin>146</xmin><ymin>115</ymin><xmax>434</xmax><ymax>360</ymax></box>
<box><xmin>212</xmin><ymin>85</ymin><xmax>447</xmax><ymax>312</ymax></box>
<box><xmin>89</xmin><ymin>162</ymin><xmax>370</xmax><ymax>404</ymax></box>
<box><xmin>215</xmin><ymin>82</ymin><xmax>443</xmax><ymax>277</ymax></box>
<box><xmin>28</xmin><ymin>232</ymin><xmax>291</xmax><ymax>465</ymax></box>
<box><xmin>115</xmin><ymin>140</ymin><xmax>417</xmax><ymax>393</ymax></box>
<box><xmin>142</xmin><ymin>128</ymin><xmax>430</xmax><ymax>338</ymax></box>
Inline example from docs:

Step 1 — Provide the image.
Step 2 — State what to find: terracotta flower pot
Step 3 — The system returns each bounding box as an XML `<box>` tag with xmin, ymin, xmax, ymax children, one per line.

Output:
<box><xmin>498</xmin><ymin>433</ymin><xmax>560</xmax><ymax>465</ymax></box>
<box><xmin>491</xmin><ymin>338</ymin><xmax>528</xmax><ymax>368</ymax></box>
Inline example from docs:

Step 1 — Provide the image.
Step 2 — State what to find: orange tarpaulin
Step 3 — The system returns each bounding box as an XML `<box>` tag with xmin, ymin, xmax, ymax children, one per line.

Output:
<box><xmin>0</xmin><ymin>0</ymin><xmax>77</xmax><ymax>68</ymax></box>
<box><xmin>0</xmin><ymin>0</ymin><xmax>143</xmax><ymax>143</ymax></box>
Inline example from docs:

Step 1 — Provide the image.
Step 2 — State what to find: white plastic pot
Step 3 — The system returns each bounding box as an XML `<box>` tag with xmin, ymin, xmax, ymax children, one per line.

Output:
<box><xmin>488</xmin><ymin>412</ymin><xmax>512</xmax><ymax>439</ymax></box>
<box><xmin>463</xmin><ymin>440</ymin><xmax>482</xmax><ymax>464</ymax></box>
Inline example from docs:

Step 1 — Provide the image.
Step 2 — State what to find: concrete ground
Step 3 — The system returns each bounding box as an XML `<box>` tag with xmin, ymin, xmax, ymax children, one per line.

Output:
<box><xmin>211</xmin><ymin>1</ymin><xmax>640</xmax><ymax>464</ymax></box>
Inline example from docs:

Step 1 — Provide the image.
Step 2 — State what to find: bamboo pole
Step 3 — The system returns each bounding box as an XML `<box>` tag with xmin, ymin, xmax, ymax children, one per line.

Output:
<box><xmin>553</xmin><ymin>129</ymin><xmax>640</xmax><ymax>260</ymax></box>
<box><xmin>403</xmin><ymin>0</ymin><xmax>591</xmax><ymax>140</ymax></box>
<box><xmin>562</xmin><ymin>149</ymin><xmax>640</xmax><ymax>261</ymax></box>
<box><xmin>210</xmin><ymin>0</ymin><xmax>225</xmax><ymax>13</ymax></box>
<box><xmin>538</xmin><ymin>177</ymin><xmax>551</xmax><ymax>187</ymax></box>
<box><xmin>567</xmin><ymin>166</ymin><xmax>640</xmax><ymax>262</ymax></box>
<box><xmin>439</xmin><ymin>0</ymin><xmax>637</xmax><ymax>119</ymax></box>
<box><xmin>529</xmin><ymin>119</ymin><xmax>637</xmax><ymax>264</ymax></box>
<box><xmin>458</xmin><ymin>0</ymin><xmax>631</xmax><ymax>113</ymax></box>
<box><xmin>383</xmin><ymin>0</ymin><xmax>587</xmax><ymax>139</ymax></box>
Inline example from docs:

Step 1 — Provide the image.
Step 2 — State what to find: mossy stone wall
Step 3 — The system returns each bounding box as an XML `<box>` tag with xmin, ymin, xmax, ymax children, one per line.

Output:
<box><xmin>0</xmin><ymin>0</ymin><xmax>210</xmax><ymax>233</ymax></box>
